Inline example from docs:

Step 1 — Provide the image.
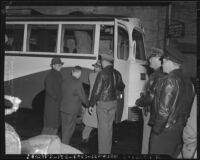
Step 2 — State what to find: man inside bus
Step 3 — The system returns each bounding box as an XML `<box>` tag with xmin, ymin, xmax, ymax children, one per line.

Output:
<box><xmin>60</xmin><ymin>66</ymin><xmax>89</xmax><ymax>145</ymax></box>
<box><xmin>42</xmin><ymin>58</ymin><xmax>63</xmax><ymax>135</ymax></box>
<box><xmin>88</xmin><ymin>52</ymin><xmax>125</xmax><ymax>154</ymax></box>
<box><xmin>5</xmin><ymin>33</ymin><xmax>15</xmax><ymax>51</ymax></box>
<box><xmin>64</xmin><ymin>37</ymin><xmax>77</xmax><ymax>53</ymax></box>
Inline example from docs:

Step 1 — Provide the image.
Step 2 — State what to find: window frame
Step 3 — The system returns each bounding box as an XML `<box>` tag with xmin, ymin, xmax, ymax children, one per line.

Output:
<box><xmin>117</xmin><ymin>23</ymin><xmax>129</xmax><ymax>61</ymax></box>
<box><xmin>132</xmin><ymin>28</ymin><xmax>146</xmax><ymax>61</ymax></box>
<box><xmin>5</xmin><ymin>24</ymin><xmax>25</xmax><ymax>52</ymax></box>
<box><xmin>5</xmin><ymin>21</ymin><xmax>113</xmax><ymax>59</ymax></box>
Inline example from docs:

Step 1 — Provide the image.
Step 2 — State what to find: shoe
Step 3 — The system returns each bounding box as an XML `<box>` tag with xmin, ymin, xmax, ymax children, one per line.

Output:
<box><xmin>81</xmin><ymin>137</ymin><xmax>89</xmax><ymax>143</ymax></box>
<box><xmin>79</xmin><ymin>139</ymin><xmax>89</xmax><ymax>148</ymax></box>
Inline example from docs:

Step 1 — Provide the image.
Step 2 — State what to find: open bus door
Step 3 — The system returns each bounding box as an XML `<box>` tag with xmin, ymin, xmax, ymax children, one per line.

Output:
<box><xmin>114</xmin><ymin>18</ymin><xmax>130</xmax><ymax>122</ymax></box>
<box><xmin>114</xmin><ymin>18</ymin><xmax>147</xmax><ymax>122</ymax></box>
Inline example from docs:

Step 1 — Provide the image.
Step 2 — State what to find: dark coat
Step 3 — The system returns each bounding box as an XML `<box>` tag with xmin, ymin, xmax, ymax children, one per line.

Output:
<box><xmin>61</xmin><ymin>75</ymin><xmax>88</xmax><ymax>115</ymax></box>
<box><xmin>135</xmin><ymin>67</ymin><xmax>165</xmax><ymax>125</ymax></box>
<box><xmin>152</xmin><ymin>69</ymin><xmax>195</xmax><ymax>135</ymax></box>
<box><xmin>43</xmin><ymin>69</ymin><xmax>62</xmax><ymax>128</ymax></box>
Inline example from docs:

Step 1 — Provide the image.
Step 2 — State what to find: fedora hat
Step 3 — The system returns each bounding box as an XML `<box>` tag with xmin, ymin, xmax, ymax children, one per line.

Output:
<box><xmin>163</xmin><ymin>46</ymin><xmax>185</xmax><ymax>64</ymax></box>
<box><xmin>92</xmin><ymin>60</ymin><xmax>101</xmax><ymax>68</ymax></box>
<box><xmin>51</xmin><ymin>58</ymin><xmax>64</xmax><ymax>65</ymax></box>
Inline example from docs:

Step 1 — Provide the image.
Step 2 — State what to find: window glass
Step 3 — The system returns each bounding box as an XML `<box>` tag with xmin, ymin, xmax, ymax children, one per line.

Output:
<box><xmin>117</xmin><ymin>26</ymin><xmax>129</xmax><ymax>60</ymax></box>
<box><xmin>99</xmin><ymin>25</ymin><xmax>114</xmax><ymax>54</ymax></box>
<box><xmin>61</xmin><ymin>24</ymin><xmax>95</xmax><ymax>54</ymax></box>
<box><xmin>27</xmin><ymin>24</ymin><xmax>58</xmax><ymax>52</ymax></box>
<box><xmin>132</xmin><ymin>29</ymin><xmax>146</xmax><ymax>60</ymax></box>
<box><xmin>5</xmin><ymin>24</ymin><xmax>24</xmax><ymax>51</ymax></box>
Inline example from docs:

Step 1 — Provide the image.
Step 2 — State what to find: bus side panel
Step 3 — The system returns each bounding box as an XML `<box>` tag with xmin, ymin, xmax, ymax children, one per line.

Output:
<box><xmin>4</xmin><ymin>70</ymin><xmax>48</xmax><ymax>109</ymax></box>
<box><xmin>120</xmin><ymin>61</ymin><xmax>147</xmax><ymax>122</ymax></box>
<box><xmin>127</xmin><ymin>62</ymin><xmax>147</xmax><ymax>108</ymax></box>
<box><xmin>4</xmin><ymin>56</ymin><xmax>94</xmax><ymax>109</ymax></box>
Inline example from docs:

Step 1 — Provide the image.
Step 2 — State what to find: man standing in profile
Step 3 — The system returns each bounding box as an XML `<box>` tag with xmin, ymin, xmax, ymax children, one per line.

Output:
<box><xmin>42</xmin><ymin>58</ymin><xmax>63</xmax><ymax>135</ymax></box>
<box><xmin>61</xmin><ymin>66</ymin><xmax>89</xmax><ymax>145</ymax></box>
<box><xmin>88</xmin><ymin>53</ymin><xmax>125</xmax><ymax>154</ymax></box>
<box><xmin>149</xmin><ymin>46</ymin><xmax>195</xmax><ymax>158</ymax></box>
<box><xmin>135</xmin><ymin>48</ymin><xmax>165</xmax><ymax>154</ymax></box>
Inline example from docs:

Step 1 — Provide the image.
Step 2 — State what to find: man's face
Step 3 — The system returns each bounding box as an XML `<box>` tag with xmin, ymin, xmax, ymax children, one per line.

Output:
<box><xmin>149</xmin><ymin>56</ymin><xmax>161</xmax><ymax>70</ymax></box>
<box><xmin>52</xmin><ymin>64</ymin><xmax>63</xmax><ymax>71</ymax></box>
<box><xmin>162</xmin><ymin>57</ymin><xmax>172</xmax><ymax>73</ymax></box>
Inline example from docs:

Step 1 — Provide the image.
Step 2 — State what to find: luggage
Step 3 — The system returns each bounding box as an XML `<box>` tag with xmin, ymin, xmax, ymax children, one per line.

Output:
<box><xmin>5</xmin><ymin>123</ymin><xmax>21</xmax><ymax>154</ymax></box>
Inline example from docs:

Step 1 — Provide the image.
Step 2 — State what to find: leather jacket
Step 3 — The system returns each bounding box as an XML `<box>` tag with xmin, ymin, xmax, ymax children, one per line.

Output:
<box><xmin>136</xmin><ymin>67</ymin><xmax>164</xmax><ymax>108</ymax></box>
<box><xmin>89</xmin><ymin>65</ymin><xmax>125</xmax><ymax>107</ymax></box>
<box><xmin>152</xmin><ymin>69</ymin><xmax>195</xmax><ymax>135</ymax></box>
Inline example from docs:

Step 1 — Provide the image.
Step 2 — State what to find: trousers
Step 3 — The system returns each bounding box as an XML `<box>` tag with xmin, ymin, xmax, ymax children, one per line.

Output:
<box><xmin>96</xmin><ymin>100</ymin><xmax>117</xmax><ymax>154</ymax></box>
<box><xmin>61</xmin><ymin>112</ymin><xmax>77</xmax><ymax>145</ymax></box>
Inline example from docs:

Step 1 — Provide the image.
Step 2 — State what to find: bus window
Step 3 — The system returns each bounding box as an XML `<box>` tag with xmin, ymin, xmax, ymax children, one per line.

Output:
<box><xmin>99</xmin><ymin>25</ymin><xmax>114</xmax><ymax>54</ymax></box>
<box><xmin>5</xmin><ymin>25</ymin><xmax>24</xmax><ymax>51</ymax></box>
<box><xmin>132</xmin><ymin>29</ymin><xmax>146</xmax><ymax>60</ymax></box>
<box><xmin>61</xmin><ymin>24</ymin><xmax>95</xmax><ymax>54</ymax></box>
<box><xmin>117</xmin><ymin>26</ymin><xmax>129</xmax><ymax>60</ymax></box>
<box><xmin>27</xmin><ymin>24</ymin><xmax>58</xmax><ymax>52</ymax></box>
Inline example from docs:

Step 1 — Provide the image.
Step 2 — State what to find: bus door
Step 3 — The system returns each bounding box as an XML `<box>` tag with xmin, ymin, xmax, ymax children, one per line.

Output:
<box><xmin>127</xmin><ymin>28</ymin><xmax>148</xmax><ymax>121</ymax></box>
<box><xmin>114</xmin><ymin>19</ymin><xmax>147</xmax><ymax>122</ymax></box>
<box><xmin>114</xmin><ymin>19</ymin><xmax>131</xmax><ymax>122</ymax></box>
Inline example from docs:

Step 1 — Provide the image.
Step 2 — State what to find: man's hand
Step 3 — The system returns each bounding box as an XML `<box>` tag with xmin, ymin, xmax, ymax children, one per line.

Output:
<box><xmin>88</xmin><ymin>106</ymin><xmax>93</xmax><ymax>115</ymax></box>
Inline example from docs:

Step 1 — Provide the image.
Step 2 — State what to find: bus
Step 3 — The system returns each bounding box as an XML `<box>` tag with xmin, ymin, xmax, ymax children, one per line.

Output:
<box><xmin>4</xmin><ymin>9</ymin><xmax>148</xmax><ymax>122</ymax></box>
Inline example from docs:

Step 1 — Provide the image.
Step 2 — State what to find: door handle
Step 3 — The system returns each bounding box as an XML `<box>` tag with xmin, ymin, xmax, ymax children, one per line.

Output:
<box><xmin>140</xmin><ymin>73</ymin><xmax>146</xmax><ymax>80</ymax></box>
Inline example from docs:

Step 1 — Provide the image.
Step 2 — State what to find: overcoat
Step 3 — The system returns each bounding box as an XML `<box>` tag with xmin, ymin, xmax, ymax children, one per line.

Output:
<box><xmin>60</xmin><ymin>75</ymin><xmax>88</xmax><ymax>115</ymax></box>
<box><xmin>43</xmin><ymin>69</ymin><xmax>62</xmax><ymax>128</ymax></box>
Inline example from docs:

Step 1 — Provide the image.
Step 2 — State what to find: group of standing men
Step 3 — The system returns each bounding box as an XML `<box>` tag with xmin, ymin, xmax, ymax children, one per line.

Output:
<box><xmin>136</xmin><ymin>46</ymin><xmax>197</xmax><ymax>158</ymax></box>
<box><xmin>40</xmin><ymin>45</ymin><xmax>196</xmax><ymax>157</ymax></box>
<box><xmin>41</xmin><ymin>53</ymin><xmax>125</xmax><ymax>154</ymax></box>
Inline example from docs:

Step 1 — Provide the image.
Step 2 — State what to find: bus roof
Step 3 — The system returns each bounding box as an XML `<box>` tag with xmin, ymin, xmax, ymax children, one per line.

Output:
<box><xmin>6</xmin><ymin>9</ymin><xmax>136</xmax><ymax>22</ymax></box>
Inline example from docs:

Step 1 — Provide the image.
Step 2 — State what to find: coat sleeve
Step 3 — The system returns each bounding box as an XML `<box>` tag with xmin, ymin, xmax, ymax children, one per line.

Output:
<box><xmin>89</xmin><ymin>72</ymin><xmax>104</xmax><ymax>107</ymax></box>
<box><xmin>116</xmin><ymin>71</ymin><xmax>125</xmax><ymax>92</ymax></box>
<box><xmin>153</xmin><ymin>78</ymin><xmax>177</xmax><ymax>134</ymax></box>
<box><xmin>45</xmin><ymin>75</ymin><xmax>58</xmax><ymax>102</ymax></box>
<box><xmin>77</xmin><ymin>82</ymin><xmax>89</xmax><ymax>107</ymax></box>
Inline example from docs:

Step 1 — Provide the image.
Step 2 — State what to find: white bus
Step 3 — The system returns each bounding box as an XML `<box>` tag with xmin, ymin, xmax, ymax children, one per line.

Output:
<box><xmin>4</xmin><ymin>9</ymin><xmax>147</xmax><ymax>122</ymax></box>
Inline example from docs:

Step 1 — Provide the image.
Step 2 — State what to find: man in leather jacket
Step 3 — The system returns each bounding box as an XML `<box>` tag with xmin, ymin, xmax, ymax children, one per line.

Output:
<box><xmin>88</xmin><ymin>53</ymin><xmax>125</xmax><ymax>154</ymax></box>
<box><xmin>149</xmin><ymin>46</ymin><xmax>195</xmax><ymax>158</ymax></box>
<box><xmin>135</xmin><ymin>51</ymin><xmax>165</xmax><ymax>154</ymax></box>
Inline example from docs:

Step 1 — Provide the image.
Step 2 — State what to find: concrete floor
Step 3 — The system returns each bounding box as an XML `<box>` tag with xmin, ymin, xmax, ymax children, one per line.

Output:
<box><xmin>5</xmin><ymin>107</ymin><xmax>143</xmax><ymax>154</ymax></box>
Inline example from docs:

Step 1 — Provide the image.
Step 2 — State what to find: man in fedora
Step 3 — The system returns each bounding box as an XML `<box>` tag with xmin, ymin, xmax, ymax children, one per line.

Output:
<box><xmin>88</xmin><ymin>53</ymin><xmax>125</xmax><ymax>154</ymax></box>
<box><xmin>149</xmin><ymin>46</ymin><xmax>195</xmax><ymax>158</ymax></box>
<box><xmin>42</xmin><ymin>58</ymin><xmax>64</xmax><ymax>135</ymax></box>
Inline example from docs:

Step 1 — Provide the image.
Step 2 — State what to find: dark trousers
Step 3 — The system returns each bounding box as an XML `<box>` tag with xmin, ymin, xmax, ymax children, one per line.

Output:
<box><xmin>149</xmin><ymin>121</ymin><xmax>184</xmax><ymax>158</ymax></box>
<box><xmin>96</xmin><ymin>100</ymin><xmax>117</xmax><ymax>154</ymax></box>
<box><xmin>61</xmin><ymin>112</ymin><xmax>77</xmax><ymax>145</ymax></box>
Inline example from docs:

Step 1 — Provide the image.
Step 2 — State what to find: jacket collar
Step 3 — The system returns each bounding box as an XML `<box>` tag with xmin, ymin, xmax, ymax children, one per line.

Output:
<box><xmin>168</xmin><ymin>68</ymin><xmax>183</xmax><ymax>76</ymax></box>
<box><xmin>103</xmin><ymin>65</ymin><xmax>113</xmax><ymax>70</ymax></box>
